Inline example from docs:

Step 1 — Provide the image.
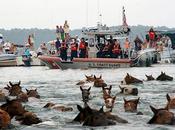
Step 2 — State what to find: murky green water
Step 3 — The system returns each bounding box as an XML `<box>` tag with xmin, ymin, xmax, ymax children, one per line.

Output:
<box><xmin>0</xmin><ymin>64</ymin><xmax>175</xmax><ymax>130</ymax></box>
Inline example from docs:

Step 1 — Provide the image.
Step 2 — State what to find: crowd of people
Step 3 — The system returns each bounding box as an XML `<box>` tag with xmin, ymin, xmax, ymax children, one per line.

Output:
<box><xmin>14</xmin><ymin>24</ymin><xmax>174</xmax><ymax>61</ymax></box>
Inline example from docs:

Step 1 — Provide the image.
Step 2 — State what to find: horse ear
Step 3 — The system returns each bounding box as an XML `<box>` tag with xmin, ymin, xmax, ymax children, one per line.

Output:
<box><xmin>136</xmin><ymin>97</ymin><xmax>140</xmax><ymax>104</ymax></box>
<box><xmin>80</xmin><ymin>86</ymin><xmax>83</xmax><ymax>91</ymax></box>
<box><xmin>161</xmin><ymin>71</ymin><xmax>163</xmax><ymax>74</ymax></box>
<box><xmin>94</xmin><ymin>75</ymin><xmax>96</xmax><ymax>79</ymax></box>
<box><xmin>109</xmin><ymin>85</ymin><xmax>112</xmax><ymax>90</ymax></box>
<box><xmin>99</xmin><ymin>106</ymin><xmax>104</xmax><ymax>113</ymax></box>
<box><xmin>127</xmin><ymin>73</ymin><xmax>129</xmax><ymax>76</ymax></box>
<box><xmin>9</xmin><ymin>81</ymin><xmax>13</xmax><ymax>86</ymax></box>
<box><xmin>150</xmin><ymin>105</ymin><xmax>157</xmax><ymax>114</ymax></box>
<box><xmin>18</xmin><ymin>81</ymin><xmax>21</xmax><ymax>86</ymax></box>
<box><xmin>113</xmin><ymin>96</ymin><xmax>116</xmax><ymax>100</ymax></box>
<box><xmin>77</xmin><ymin>105</ymin><xmax>83</xmax><ymax>112</ymax></box>
<box><xmin>166</xmin><ymin>94</ymin><xmax>171</xmax><ymax>102</ymax></box>
<box><xmin>85</xmin><ymin>75</ymin><xmax>88</xmax><ymax>79</ymax></box>
<box><xmin>123</xmin><ymin>98</ymin><xmax>127</xmax><ymax>103</ymax></box>
<box><xmin>145</xmin><ymin>74</ymin><xmax>148</xmax><ymax>77</ymax></box>
<box><xmin>26</xmin><ymin>89</ymin><xmax>29</xmax><ymax>92</ymax></box>
<box><xmin>87</xmin><ymin>87</ymin><xmax>91</xmax><ymax>91</ymax></box>
<box><xmin>99</xmin><ymin>75</ymin><xmax>102</xmax><ymax>79</ymax></box>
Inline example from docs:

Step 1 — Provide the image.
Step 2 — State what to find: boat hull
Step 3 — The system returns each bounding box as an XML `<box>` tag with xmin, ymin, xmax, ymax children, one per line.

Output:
<box><xmin>39</xmin><ymin>55</ymin><xmax>131</xmax><ymax>69</ymax></box>
<box><xmin>0</xmin><ymin>59</ymin><xmax>17</xmax><ymax>67</ymax></box>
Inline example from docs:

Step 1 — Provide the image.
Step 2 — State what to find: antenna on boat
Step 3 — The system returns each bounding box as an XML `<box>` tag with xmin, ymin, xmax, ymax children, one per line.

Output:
<box><xmin>86</xmin><ymin>0</ymin><xmax>89</xmax><ymax>27</ymax></box>
<box><xmin>121</xmin><ymin>6</ymin><xmax>130</xmax><ymax>35</ymax></box>
<box><xmin>97</xmin><ymin>0</ymin><xmax>102</xmax><ymax>26</ymax></box>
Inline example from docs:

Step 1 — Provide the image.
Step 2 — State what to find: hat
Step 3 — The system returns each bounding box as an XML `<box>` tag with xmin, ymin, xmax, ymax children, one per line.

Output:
<box><xmin>25</xmin><ymin>43</ymin><xmax>30</xmax><ymax>47</ymax></box>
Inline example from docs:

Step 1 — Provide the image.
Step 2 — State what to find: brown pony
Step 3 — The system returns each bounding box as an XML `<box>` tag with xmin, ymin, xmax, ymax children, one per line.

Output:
<box><xmin>104</xmin><ymin>96</ymin><xmax>116</xmax><ymax>112</ymax></box>
<box><xmin>80</xmin><ymin>86</ymin><xmax>91</xmax><ymax>103</ymax></box>
<box><xmin>93</xmin><ymin>75</ymin><xmax>107</xmax><ymax>88</ymax></box>
<box><xmin>102</xmin><ymin>85</ymin><xmax>112</xmax><ymax>99</ymax></box>
<box><xmin>119</xmin><ymin>85</ymin><xmax>138</xmax><ymax>96</ymax></box>
<box><xmin>156</xmin><ymin>72</ymin><xmax>173</xmax><ymax>81</ymax></box>
<box><xmin>0</xmin><ymin>99</ymin><xmax>26</xmax><ymax>119</ymax></box>
<box><xmin>148</xmin><ymin>105</ymin><xmax>175</xmax><ymax>125</ymax></box>
<box><xmin>124</xmin><ymin>98</ymin><xmax>140</xmax><ymax>112</ymax></box>
<box><xmin>5</xmin><ymin>81</ymin><xmax>23</xmax><ymax>96</ymax></box>
<box><xmin>122</xmin><ymin>73</ymin><xmax>143</xmax><ymax>85</ymax></box>
<box><xmin>26</xmin><ymin>89</ymin><xmax>40</xmax><ymax>98</ymax></box>
<box><xmin>15</xmin><ymin>111</ymin><xmax>42</xmax><ymax>125</ymax></box>
<box><xmin>0</xmin><ymin>109</ymin><xmax>11</xmax><ymax>129</ymax></box>
<box><xmin>166</xmin><ymin>94</ymin><xmax>175</xmax><ymax>109</ymax></box>
<box><xmin>43</xmin><ymin>102</ymin><xmax>73</xmax><ymax>112</ymax></box>
<box><xmin>145</xmin><ymin>74</ymin><xmax>155</xmax><ymax>81</ymax></box>
<box><xmin>76</xmin><ymin>75</ymin><xmax>95</xmax><ymax>85</ymax></box>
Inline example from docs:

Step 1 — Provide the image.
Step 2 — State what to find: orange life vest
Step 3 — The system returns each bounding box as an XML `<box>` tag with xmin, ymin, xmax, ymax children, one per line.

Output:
<box><xmin>71</xmin><ymin>43</ymin><xmax>77</xmax><ymax>51</ymax></box>
<box><xmin>124</xmin><ymin>41</ymin><xmax>130</xmax><ymax>49</ymax></box>
<box><xmin>79</xmin><ymin>42</ymin><xmax>86</xmax><ymax>49</ymax></box>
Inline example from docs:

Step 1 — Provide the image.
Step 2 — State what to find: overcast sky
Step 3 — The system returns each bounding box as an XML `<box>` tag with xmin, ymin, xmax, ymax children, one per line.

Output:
<box><xmin>0</xmin><ymin>0</ymin><xmax>174</xmax><ymax>29</ymax></box>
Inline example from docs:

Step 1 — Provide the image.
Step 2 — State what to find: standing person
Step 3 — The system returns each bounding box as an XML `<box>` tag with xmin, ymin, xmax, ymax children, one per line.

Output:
<box><xmin>56</xmin><ymin>25</ymin><xmax>61</xmax><ymax>39</ymax></box>
<box><xmin>60</xmin><ymin>26</ymin><xmax>65</xmax><ymax>41</ymax></box>
<box><xmin>60</xmin><ymin>40</ymin><xmax>68</xmax><ymax>61</ymax></box>
<box><xmin>79</xmin><ymin>38</ymin><xmax>86</xmax><ymax>58</ymax></box>
<box><xmin>124</xmin><ymin>38</ymin><xmax>131</xmax><ymax>58</ymax></box>
<box><xmin>55</xmin><ymin>38</ymin><xmax>61</xmax><ymax>54</ymax></box>
<box><xmin>148</xmin><ymin>28</ymin><xmax>156</xmax><ymax>47</ymax></box>
<box><xmin>112</xmin><ymin>39</ymin><xmax>121</xmax><ymax>58</ymax></box>
<box><xmin>70</xmin><ymin>39</ymin><xmax>78</xmax><ymax>60</ymax></box>
<box><xmin>28</xmin><ymin>34</ymin><xmax>35</xmax><ymax>51</ymax></box>
<box><xmin>24</xmin><ymin>43</ymin><xmax>31</xmax><ymax>58</ymax></box>
<box><xmin>63</xmin><ymin>20</ymin><xmax>70</xmax><ymax>40</ymax></box>
<box><xmin>134</xmin><ymin>36</ymin><xmax>142</xmax><ymax>51</ymax></box>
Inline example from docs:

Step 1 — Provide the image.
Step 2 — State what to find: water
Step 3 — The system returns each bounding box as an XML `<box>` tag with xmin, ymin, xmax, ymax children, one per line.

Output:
<box><xmin>1</xmin><ymin>64</ymin><xmax>175</xmax><ymax>130</ymax></box>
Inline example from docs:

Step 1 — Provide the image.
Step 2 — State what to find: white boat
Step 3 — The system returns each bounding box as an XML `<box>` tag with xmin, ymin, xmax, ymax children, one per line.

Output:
<box><xmin>0</xmin><ymin>54</ymin><xmax>17</xmax><ymax>67</ymax></box>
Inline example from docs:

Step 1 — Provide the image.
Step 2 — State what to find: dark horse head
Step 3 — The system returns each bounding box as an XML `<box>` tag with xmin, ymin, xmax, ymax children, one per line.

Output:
<box><xmin>73</xmin><ymin>104</ymin><xmax>115</xmax><ymax>126</ymax></box>
<box><xmin>124</xmin><ymin>98</ymin><xmax>140</xmax><ymax>112</ymax></box>
<box><xmin>166</xmin><ymin>94</ymin><xmax>175</xmax><ymax>109</ymax></box>
<box><xmin>26</xmin><ymin>89</ymin><xmax>40</xmax><ymax>98</ymax></box>
<box><xmin>145</xmin><ymin>74</ymin><xmax>155</xmax><ymax>81</ymax></box>
<box><xmin>156</xmin><ymin>72</ymin><xmax>173</xmax><ymax>81</ymax></box>
<box><xmin>4</xmin><ymin>81</ymin><xmax>22</xmax><ymax>96</ymax></box>
<box><xmin>93</xmin><ymin>75</ymin><xmax>107</xmax><ymax>88</ymax></box>
<box><xmin>102</xmin><ymin>85</ymin><xmax>112</xmax><ymax>99</ymax></box>
<box><xmin>148</xmin><ymin>105</ymin><xmax>175</xmax><ymax>125</ymax></box>
<box><xmin>122</xmin><ymin>73</ymin><xmax>143</xmax><ymax>85</ymax></box>
<box><xmin>80</xmin><ymin>86</ymin><xmax>91</xmax><ymax>103</ymax></box>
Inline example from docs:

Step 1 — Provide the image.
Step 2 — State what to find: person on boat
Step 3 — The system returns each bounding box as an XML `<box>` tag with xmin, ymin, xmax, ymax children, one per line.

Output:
<box><xmin>24</xmin><ymin>43</ymin><xmax>31</xmax><ymax>58</ymax></box>
<box><xmin>148</xmin><ymin>28</ymin><xmax>156</xmax><ymax>48</ymax></box>
<box><xmin>56</xmin><ymin>25</ymin><xmax>61</xmax><ymax>39</ymax></box>
<box><xmin>134</xmin><ymin>36</ymin><xmax>142</xmax><ymax>51</ymax></box>
<box><xmin>112</xmin><ymin>39</ymin><xmax>121</xmax><ymax>58</ymax></box>
<box><xmin>102</xmin><ymin>41</ymin><xmax>110</xmax><ymax>58</ymax></box>
<box><xmin>124</xmin><ymin>38</ymin><xmax>131</xmax><ymax>58</ymax></box>
<box><xmin>37</xmin><ymin>43</ymin><xmax>48</xmax><ymax>56</ymax></box>
<box><xmin>79</xmin><ymin>38</ymin><xmax>86</xmax><ymax>58</ymax></box>
<box><xmin>3</xmin><ymin>42</ymin><xmax>12</xmax><ymax>54</ymax></box>
<box><xmin>49</xmin><ymin>41</ymin><xmax>56</xmax><ymax>55</ymax></box>
<box><xmin>63</xmin><ymin>20</ymin><xmax>70</xmax><ymax>41</ymax></box>
<box><xmin>60</xmin><ymin>40</ymin><xmax>68</xmax><ymax>61</ymax></box>
<box><xmin>55</xmin><ymin>37</ymin><xmax>61</xmax><ymax>54</ymax></box>
<box><xmin>60</xmin><ymin>26</ymin><xmax>65</xmax><ymax>41</ymax></box>
<box><xmin>28</xmin><ymin>34</ymin><xmax>35</xmax><ymax>51</ymax></box>
<box><xmin>70</xmin><ymin>39</ymin><xmax>78</xmax><ymax>60</ymax></box>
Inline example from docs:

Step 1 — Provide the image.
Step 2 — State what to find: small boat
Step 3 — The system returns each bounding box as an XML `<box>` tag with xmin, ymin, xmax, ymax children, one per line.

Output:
<box><xmin>0</xmin><ymin>54</ymin><xmax>17</xmax><ymax>67</ymax></box>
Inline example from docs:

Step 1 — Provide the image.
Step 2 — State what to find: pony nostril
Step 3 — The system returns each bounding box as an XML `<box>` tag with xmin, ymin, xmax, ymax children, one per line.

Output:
<box><xmin>132</xmin><ymin>88</ymin><xmax>138</xmax><ymax>95</ymax></box>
